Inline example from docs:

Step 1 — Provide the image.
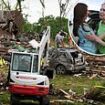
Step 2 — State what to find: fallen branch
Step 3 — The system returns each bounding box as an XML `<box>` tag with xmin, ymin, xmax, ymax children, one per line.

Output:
<box><xmin>50</xmin><ymin>99</ymin><xmax>74</xmax><ymax>104</ymax></box>
<box><xmin>89</xmin><ymin>74</ymin><xmax>97</xmax><ymax>79</ymax></box>
<box><xmin>59</xmin><ymin>89</ymin><xmax>70</xmax><ymax>96</ymax></box>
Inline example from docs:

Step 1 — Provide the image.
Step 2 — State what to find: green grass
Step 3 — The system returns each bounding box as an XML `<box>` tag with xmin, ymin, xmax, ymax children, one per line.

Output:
<box><xmin>50</xmin><ymin>75</ymin><xmax>105</xmax><ymax>105</ymax></box>
<box><xmin>1</xmin><ymin>75</ymin><xmax>105</xmax><ymax>105</ymax></box>
<box><xmin>50</xmin><ymin>75</ymin><xmax>105</xmax><ymax>94</ymax></box>
<box><xmin>1</xmin><ymin>64</ymin><xmax>105</xmax><ymax>105</ymax></box>
<box><xmin>0</xmin><ymin>91</ymin><xmax>10</xmax><ymax>104</ymax></box>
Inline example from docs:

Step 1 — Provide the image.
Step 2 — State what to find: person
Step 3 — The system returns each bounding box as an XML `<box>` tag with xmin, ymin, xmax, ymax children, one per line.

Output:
<box><xmin>55</xmin><ymin>30</ymin><xmax>66</xmax><ymax>48</ymax></box>
<box><xmin>73</xmin><ymin>3</ymin><xmax>105</xmax><ymax>54</ymax></box>
<box><xmin>10</xmin><ymin>14</ymin><xmax>19</xmax><ymax>39</ymax></box>
<box><xmin>2</xmin><ymin>14</ymin><xmax>18</xmax><ymax>39</ymax></box>
<box><xmin>68</xmin><ymin>36</ymin><xmax>74</xmax><ymax>47</ymax></box>
<box><xmin>97</xmin><ymin>2</ymin><xmax>105</xmax><ymax>54</ymax></box>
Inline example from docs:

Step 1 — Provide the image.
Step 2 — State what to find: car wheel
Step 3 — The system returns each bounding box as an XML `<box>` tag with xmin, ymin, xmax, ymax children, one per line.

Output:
<box><xmin>10</xmin><ymin>94</ymin><xmax>20</xmax><ymax>105</ymax></box>
<box><xmin>39</xmin><ymin>96</ymin><xmax>50</xmax><ymax>105</ymax></box>
<box><xmin>56</xmin><ymin>65</ymin><xmax>66</xmax><ymax>74</ymax></box>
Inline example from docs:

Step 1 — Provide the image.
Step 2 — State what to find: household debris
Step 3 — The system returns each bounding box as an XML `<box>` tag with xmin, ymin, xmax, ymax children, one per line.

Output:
<box><xmin>49</xmin><ymin>86</ymin><xmax>105</xmax><ymax>105</ymax></box>
<box><xmin>84</xmin><ymin>86</ymin><xmax>105</xmax><ymax>102</ymax></box>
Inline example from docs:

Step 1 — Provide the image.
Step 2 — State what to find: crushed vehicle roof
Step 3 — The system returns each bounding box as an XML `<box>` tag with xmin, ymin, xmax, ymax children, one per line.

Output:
<box><xmin>56</xmin><ymin>48</ymin><xmax>79</xmax><ymax>52</ymax></box>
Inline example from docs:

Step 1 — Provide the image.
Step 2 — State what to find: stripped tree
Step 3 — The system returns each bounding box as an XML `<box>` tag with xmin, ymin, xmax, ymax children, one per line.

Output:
<box><xmin>58</xmin><ymin>0</ymin><xmax>70</xmax><ymax>29</ymax></box>
<box><xmin>1</xmin><ymin>0</ymin><xmax>24</xmax><ymax>12</ymax></box>
<box><xmin>39</xmin><ymin>0</ymin><xmax>46</xmax><ymax>28</ymax></box>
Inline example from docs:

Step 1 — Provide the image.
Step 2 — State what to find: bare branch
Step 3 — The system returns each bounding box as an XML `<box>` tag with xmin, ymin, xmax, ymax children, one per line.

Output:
<box><xmin>17</xmin><ymin>0</ymin><xmax>22</xmax><ymax>12</ymax></box>
<box><xmin>7</xmin><ymin>1</ymin><xmax>11</xmax><ymax>10</ymax></box>
<box><xmin>40</xmin><ymin>0</ymin><xmax>45</xmax><ymax>8</ymax></box>
<box><xmin>62</xmin><ymin>0</ymin><xmax>70</xmax><ymax>17</ymax></box>
<box><xmin>15</xmin><ymin>2</ymin><xmax>19</xmax><ymax>10</ymax></box>
<box><xmin>65</xmin><ymin>0</ymin><xmax>79</xmax><ymax>16</ymax></box>
<box><xmin>1</xmin><ymin>0</ymin><xmax>11</xmax><ymax>10</ymax></box>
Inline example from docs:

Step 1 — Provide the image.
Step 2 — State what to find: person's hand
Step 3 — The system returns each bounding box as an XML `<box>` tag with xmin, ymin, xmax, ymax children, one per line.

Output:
<box><xmin>99</xmin><ymin>34</ymin><xmax>105</xmax><ymax>40</ymax></box>
<box><xmin>85</xmin><ymin>34</ymin><xmax>96</xmax><ymax>41</ymax></box>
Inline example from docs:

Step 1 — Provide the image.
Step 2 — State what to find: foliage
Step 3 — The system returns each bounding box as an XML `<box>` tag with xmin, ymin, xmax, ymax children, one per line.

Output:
<box><xmin>22</xmin><ymin>15</ymin><xmax>33</xmax><ymax>32</ymax></box>
<box><xmin>23</xmin><ymin>15</ymin><xmax>68</xmax><ymax>40</ymax></box>
<box><xmin>38</xmin><ymin>16</ymin><xmax>68</xmax><ymax>40</ymax></box>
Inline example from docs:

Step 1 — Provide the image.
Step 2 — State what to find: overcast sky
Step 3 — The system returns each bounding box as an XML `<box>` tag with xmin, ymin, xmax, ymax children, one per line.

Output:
<box><xmin>2</xmin><ymin>0</ymin><xmax>105</xmax><ymax>23</ymax></box>
<box><xmin>68</xmin><ymin>0</ymin><xmax>105</xmax><ymax>22</ymax></box>
<box><xmin>23</xmin><ymin>0</ymin><xmax>105</xmax><ymax>23</ymax></box>
<box><xmin>78</xmin><ymin>0</ymin><xmax>105</xmax><ymax>10</ymax></box>
<box><xmin>22</xmin><ymin>0</ymin><xmax>60</xmax><ymax>23</ymax></box>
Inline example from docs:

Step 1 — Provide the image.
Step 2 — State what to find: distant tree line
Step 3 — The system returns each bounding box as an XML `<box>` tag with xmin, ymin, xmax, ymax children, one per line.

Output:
<box><xmin>23</xmin><ymin>15</ymin><xmax>68</xmax><ymax>40</ymax></box>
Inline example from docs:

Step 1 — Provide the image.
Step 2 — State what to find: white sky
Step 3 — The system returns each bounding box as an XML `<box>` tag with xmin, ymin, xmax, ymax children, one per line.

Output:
<box><xmin>22</xmin><ymin>0</ymin><xmax>105</xmax><ymax>23</ymax></box>
<box><xmin>1</xmin><ymin>0</ymin><xmax>105</xmax><ymax>23</ymax></box>
<box><xmin>67</xmin><ymin>0</ymin><xmax>105</xmax><ymax>22</ymax></box>
<box><xmin>22</xmin><ymin>0</ymin><xmax>60</xmax><ymax>23</ymax></box>
<box><xmin>78</xmin><ymin>0</ymin><xmax>105</xmax><ymax>10</ymax></box>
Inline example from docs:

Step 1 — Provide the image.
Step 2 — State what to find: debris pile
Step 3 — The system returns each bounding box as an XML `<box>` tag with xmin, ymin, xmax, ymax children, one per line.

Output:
<box><xmin>84</xmin><ymin>53</ymin><xmax>105</xmax><ymax>65</ymax></box>
<box><xmin>50</xmin><ymin>86</ymin><xmax>105</xmax><ymax>105</ymax></box>
<box><xmin>0</xmin><ymin>65</ymin><xmax>8</xmax><ymax>90</ymax></box>
<box><xmin>84</xmin><ymin>86</ymin><xmax>105</xmax><ymax>102</ymax></box>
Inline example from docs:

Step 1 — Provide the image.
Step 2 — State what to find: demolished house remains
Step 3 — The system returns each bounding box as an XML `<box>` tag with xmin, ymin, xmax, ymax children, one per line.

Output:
<box><xmin>0</xmin><ymin>10</ymin><xmax>23</xmax><ymax>42</ymax></box>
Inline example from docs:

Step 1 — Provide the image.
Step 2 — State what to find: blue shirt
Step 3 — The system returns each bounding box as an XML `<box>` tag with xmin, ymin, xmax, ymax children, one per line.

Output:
<box><xmin>78</xmin><ymin>23</ymin><xmax>97</xmax><ymax>54</ymax></box>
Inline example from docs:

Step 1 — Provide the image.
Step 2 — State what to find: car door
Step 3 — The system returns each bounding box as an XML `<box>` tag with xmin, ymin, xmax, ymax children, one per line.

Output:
<box><xmin>58</xmin><ymin>52</ymin><xmax>68</xmax><ymax>64</ymax></box>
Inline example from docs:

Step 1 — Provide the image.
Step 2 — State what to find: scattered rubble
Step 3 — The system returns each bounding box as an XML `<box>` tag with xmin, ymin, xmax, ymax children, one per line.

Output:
<box><xmin>84</xmin><ymin>86</ymin><xmax>105</xmax><ymax>102</ymax></box>
<box><xmin>49</xmin><ymin>85</ymin><xmax>105</xmax><ymax>105</ymax></box>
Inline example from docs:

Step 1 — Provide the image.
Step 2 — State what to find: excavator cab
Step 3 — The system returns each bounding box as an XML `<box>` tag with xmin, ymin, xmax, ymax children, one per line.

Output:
<box><xmin>11</xmin><ymin>52</ymin><xmax>38</xmax><ymax>73</ymax></box>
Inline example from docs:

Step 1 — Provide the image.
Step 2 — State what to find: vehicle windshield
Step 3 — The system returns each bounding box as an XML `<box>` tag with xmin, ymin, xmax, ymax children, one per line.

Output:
<box><xmin>70</xmin><ymin>51</ymin><xmax>79</xmax><ymax>58</ymax></box>
<box><xmin>32</xmin><ymin>55</ymin><xmax>38</xmax><ymax>73</ymax></box>
<box><xmin>12</xmin><ymin>53</ymin><xmax>32</xmax><ymax>72</ymax></box>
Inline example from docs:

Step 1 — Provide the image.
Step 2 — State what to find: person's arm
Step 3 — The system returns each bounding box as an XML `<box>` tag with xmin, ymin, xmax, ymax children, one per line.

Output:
<box><xmin>61</xmin><ymin>40</ymin><xmax>65</xmax><ymax>47</ymax></box>
<box><xmin>98</xmin><ymin>34</ymin><xmax>105</xmax><ymax>40</ymax></box>
<box><xmin>60</xmin><ymin>36</ymin><xmax>65</xmax><ymax>47</ymax></box>
<box><xmin>85</xmin><ymin>35</ymin><xmax>95</xmax><ymax>40</ymax></box>
<box><xmin>85</xmin><ymin>34</ymin><xmax>105</xmax><ymax>46</ymax></box>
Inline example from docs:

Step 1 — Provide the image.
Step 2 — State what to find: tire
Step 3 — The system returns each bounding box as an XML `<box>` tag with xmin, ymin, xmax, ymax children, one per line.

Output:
<box><xmin>39</xmin><ymin>96</ymin><xmax>50</xmax><ymax>105</ymax></box>
<box><xmin>56</xmin><ymin>65</ymin><xmax>66</xmax><ymax>75</ymax></box>
<box><xmin>10</xmin><ymin>94</ymin><xmax>20</xmax><ymax>105</ymax></box>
